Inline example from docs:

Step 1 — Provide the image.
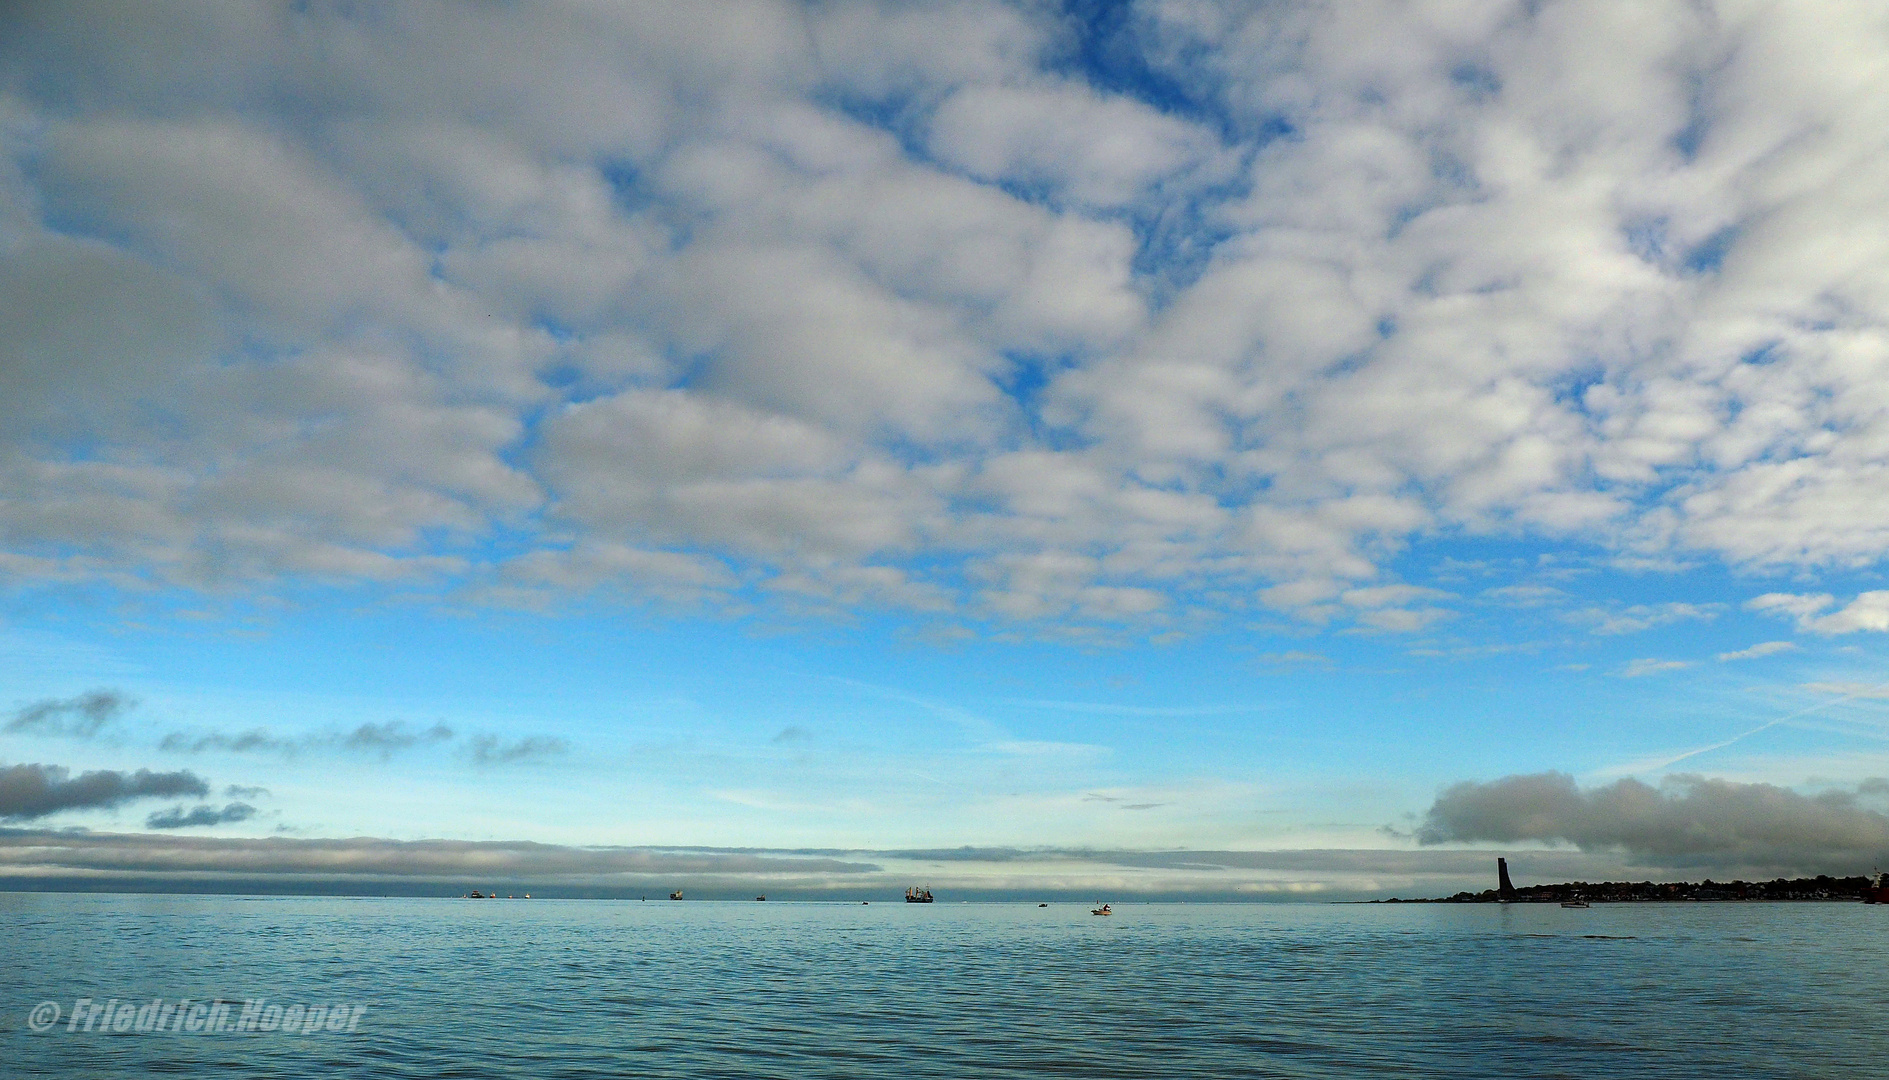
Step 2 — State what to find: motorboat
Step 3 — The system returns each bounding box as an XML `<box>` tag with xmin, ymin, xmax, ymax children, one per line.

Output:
<box><xmin>1091</xmin><ymin>904</ymin><xmax>1111</xmax><ymax>915</ymax></box>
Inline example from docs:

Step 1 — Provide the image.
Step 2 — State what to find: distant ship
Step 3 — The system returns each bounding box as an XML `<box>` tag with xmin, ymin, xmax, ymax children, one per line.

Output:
<box><xmin>1868</xmin><ymin>874</ymin><xmax>1889</xmax><ymax>905</ymax></box>
<box><xmin>669</xmin><ymin>890</ymin><xmax>684</xmax><ymax>900</ymax></box>
<box><xmin>905</xmin><ymin>887</ymin><xmax>933</xmax><ymax>903</ymax></box>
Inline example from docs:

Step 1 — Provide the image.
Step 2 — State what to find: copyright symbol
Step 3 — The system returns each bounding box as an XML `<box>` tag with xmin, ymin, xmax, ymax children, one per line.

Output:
<box><xmin>27</xmin><ymin>1001</ymin><xmax>61</xmax><ymax>1031</ymax></box>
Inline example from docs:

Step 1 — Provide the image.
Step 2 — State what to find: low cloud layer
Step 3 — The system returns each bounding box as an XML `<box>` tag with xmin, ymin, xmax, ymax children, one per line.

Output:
<box><xmin>0</xmin><ymin>763</ymin><xmax>209</xmax><ymax>821</ymax></box>
<box><xmin>0</xmin><ymin>828</ymin><xmax>1858</xmax><ymax>900</ymax></box>
<box><xmin>1418</xmin><ymin>772</ymin><xmax>1889</xmax><ymax>873</ymax></box>
<box><xmin>0</xmin><ymin>831</ymin><xmax>880</xmax><ymax>890</ymax></box>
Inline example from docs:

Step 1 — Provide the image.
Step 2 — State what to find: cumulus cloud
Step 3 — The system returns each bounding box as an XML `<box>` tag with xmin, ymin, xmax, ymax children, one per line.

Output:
<box><xmin>4</xmin><ymin>689</ymin><xmax>132</xmax><ymax>738</ymax></box>
<box><xmin>927</xmin><ymin>80</ymin><xmax>1229</xmax><ymax>208</ymax></box>
<box><xmin>0</xmin><ymin>762</ymin><xmax>209</xmax><ymax>820</ymax></box>
<box><xmin>1418</xmin><ymin>771</ymin><xmax>1889</xmax><ymax>871</ymax></box>
<box><xmin>1803</xmin><ymin>592</ymin><xmax>1889</xmax><ymax>635</ymax></box>
<box><xmin>1749</xmin><ymin>591</ymin><xmax>1889</xmax><ymax>635</ymax></box>
<box><xmin>6</xmin><ymin>4</ymin><xmax>1889</xmax><ymax>632</ymax></box>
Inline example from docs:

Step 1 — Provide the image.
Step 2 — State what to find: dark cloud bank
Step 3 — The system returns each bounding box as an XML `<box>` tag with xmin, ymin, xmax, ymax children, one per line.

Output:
<box><xmin>1418</xmin><ymin>772</ymin><xmax>1889</xmax><ymax>875</ymax></box>
<box><xmin>0</xmin><ymin>763</ymin><xmax>208</xmax><ymax>821</ymax></box>
<box><xmin>146</xmin><ymin>802</ymin><xmax>257</xmax><ymax>830</ymax></box>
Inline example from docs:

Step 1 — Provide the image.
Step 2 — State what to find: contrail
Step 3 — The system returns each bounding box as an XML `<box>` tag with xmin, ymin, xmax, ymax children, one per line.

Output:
<box><xmin>1640</xmin><ymin>677</ymin><xmax>1889</xmax><ymax>773</ymax></box>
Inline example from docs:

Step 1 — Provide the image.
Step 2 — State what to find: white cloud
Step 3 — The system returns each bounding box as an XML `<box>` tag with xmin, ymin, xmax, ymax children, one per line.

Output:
<box><xmin>1801</xmin><ymin>681</ymin><xmax>1889</xmax><ymax>700</ymax></box>
<box><xmin>1481</xmin><ymin>584</ymin><xmax>1567</xmax><ymax>607</ymax></box>
<box><xmin>928</xmin><ymin>81</ymin><xmax>1229</xmax><ymax>208</ymax></box>
<box><xmin>1575</xmin><ymin>602</ymin><xmax>1721</xmax><ymax>636</ymax></box>
<box><xmin>1750</xmin><ymin>591</ymin><xmax>1889</xmax><ymax>635</ymax></box>
<box><xmin>1341</xmin><ymin>584</ymin><xmax>1454</xmax><ymax>609</ymax></box>
<box><xmin>1717</xmin><ymin>641</ymin><xmax>1797</xmax><ymax>662</ymax></box>
<box><xmin>1805</xmin><ymin>591</ymin><xmax>1889</xmax><ymax>635</ymax></box>
<box><xmin>7</xmin><ymin>3</ymin><xmax>1889</xmax><ymax>632</ymax></box>
<box><xmin>1622</xmin><ymin>658</ymin><xmax>1692</xmax><ymax>678</ymax></box>
<box><xmin>1746</xmin><ymin>593</ymin><xmax>1836</xmax><ymax>620</ymax></box>
<box><xmin>1353</xmin><ymin>607</ymin><xmax>1454</xmax><ymax>634</ymax></box>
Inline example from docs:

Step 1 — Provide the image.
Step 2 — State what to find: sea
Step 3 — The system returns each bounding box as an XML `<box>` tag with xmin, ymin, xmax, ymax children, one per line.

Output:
<box><xmin>3</xmin><ymin>893</ymin><xmax>1885</xmax><ymax>1078</ymax></box>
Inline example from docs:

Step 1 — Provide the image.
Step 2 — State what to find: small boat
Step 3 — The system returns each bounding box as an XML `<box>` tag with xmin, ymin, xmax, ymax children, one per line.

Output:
<box><xmin>905</xmin><ymin>887</ymin><xmax>934</xmax><ymax>904</ymax></box>
<box><xmin>1560</xmin><ymin>899</ymin><xmax>1590</xmax><ymax>908</ymax></box>
<box><xmin>756</xmin><ymin>895</ymin><xmax>766</xmax><ymax>902</ymax></box>
<box><xmin>669</xmin><ymin>890</ymin><xmax>684</xmax><ymax>900</ymax></box>
<box><xmin>1038</xmin><ymin>903</ymin><xmax>1048</xmax><ymax>908</ymax></box>
<box><xmin>1091</xmin><ymin>904</ymin><xmax>1111</xmax><ymax>916</ymax></box>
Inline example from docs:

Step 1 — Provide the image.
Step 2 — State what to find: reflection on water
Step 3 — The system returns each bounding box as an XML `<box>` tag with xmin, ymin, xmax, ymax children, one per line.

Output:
<box><xmin>4</xmin><ymin>894</ymin><xmax>1886</xmax><ymax>1078</ymax></box>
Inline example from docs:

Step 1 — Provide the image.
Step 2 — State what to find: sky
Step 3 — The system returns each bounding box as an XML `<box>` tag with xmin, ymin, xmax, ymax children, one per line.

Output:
<box><xmin>3</xmin><ymin>0</ymin><xmax>1889</xmax><ymax>900</ymax></box>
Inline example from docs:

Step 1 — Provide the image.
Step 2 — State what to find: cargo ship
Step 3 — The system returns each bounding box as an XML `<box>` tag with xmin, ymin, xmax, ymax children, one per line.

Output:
<box><xmin>904</xmin><ymin>887</ymin><xmax>933</xmax><ymax>903</ymax></box>
<box><xmin>1868</xmin><ymin>873</ymin><xmax>1889</xmax><ymax>904</ymax></box>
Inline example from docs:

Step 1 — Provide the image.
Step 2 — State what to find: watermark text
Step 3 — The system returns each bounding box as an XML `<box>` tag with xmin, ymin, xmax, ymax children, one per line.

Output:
<box><xmin>27</xmin><ymin>998</ymin><xmax>367</xmax><ymax>1035</ymax></box>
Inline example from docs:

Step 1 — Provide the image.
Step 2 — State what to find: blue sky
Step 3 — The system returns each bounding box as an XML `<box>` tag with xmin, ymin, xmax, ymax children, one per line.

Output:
<box><xmin>3</xmin><ymin>2</ymin><xmax>1889</xmax><ymax>897</ymax></box>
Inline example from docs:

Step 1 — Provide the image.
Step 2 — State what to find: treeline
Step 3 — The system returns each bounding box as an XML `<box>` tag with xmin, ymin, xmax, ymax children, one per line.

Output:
<box><xmin>1384</xmin><ymin>875</ymin><xmax>1879</xmax><ymax>903</ymax></box>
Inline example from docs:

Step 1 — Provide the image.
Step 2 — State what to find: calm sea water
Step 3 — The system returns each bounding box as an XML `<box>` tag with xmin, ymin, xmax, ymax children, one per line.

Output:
<box><xmin>3</xmin><ymin>893</ymin><xmax>1885</xmax><ymax>1078</ymax></box>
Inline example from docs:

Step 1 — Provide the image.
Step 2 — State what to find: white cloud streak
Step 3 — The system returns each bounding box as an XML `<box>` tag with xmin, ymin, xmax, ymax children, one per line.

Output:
<box><xmin>1717</xmin><ymin>640</ymin><xmax>1796</xmax><ymax>661</ymax></box>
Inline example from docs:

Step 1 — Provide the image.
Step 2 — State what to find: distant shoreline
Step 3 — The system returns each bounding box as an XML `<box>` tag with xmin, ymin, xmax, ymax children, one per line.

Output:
<box><xmin>1376</xmin><ymin>874</ymin><xmax>1881</xmax><ymax>903</ymax></box>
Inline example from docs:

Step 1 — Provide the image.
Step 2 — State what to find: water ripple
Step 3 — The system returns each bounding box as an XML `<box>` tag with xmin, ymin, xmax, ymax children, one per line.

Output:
<box><xmin>3</xmin><ymin>897</ymin><xmax>1885</xmax><ymax>1078</ymax></box>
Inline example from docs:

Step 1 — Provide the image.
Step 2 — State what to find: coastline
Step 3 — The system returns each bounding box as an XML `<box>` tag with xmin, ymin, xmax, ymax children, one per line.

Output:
<box><xmin>1376</xmin><ymin>874</ymin><xmax>1881</xmax><ymax>903</ymax></box>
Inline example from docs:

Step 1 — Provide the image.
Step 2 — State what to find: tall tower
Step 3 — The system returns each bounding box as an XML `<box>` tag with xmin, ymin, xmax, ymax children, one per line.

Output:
<box><xmin>1497</xmin><ymin>857</ymin><xmax>1516</xmax><ymax>898</ymax></box>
